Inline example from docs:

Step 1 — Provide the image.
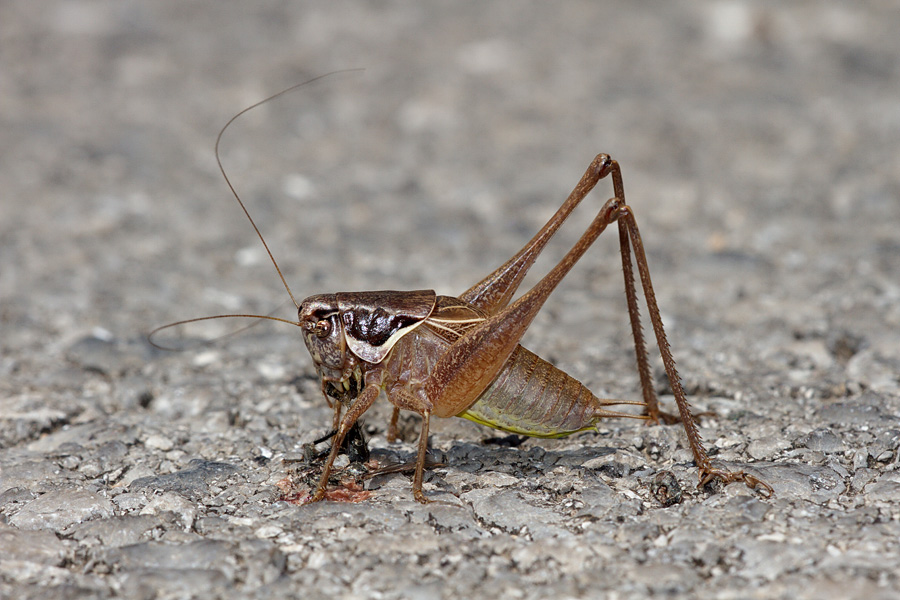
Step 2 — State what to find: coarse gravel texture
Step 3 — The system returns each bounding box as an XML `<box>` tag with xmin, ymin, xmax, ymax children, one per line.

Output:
<box><xmin>2</xmin><ymin>2</ymin><xmax>900</xmax><ymax>599</ymax></box>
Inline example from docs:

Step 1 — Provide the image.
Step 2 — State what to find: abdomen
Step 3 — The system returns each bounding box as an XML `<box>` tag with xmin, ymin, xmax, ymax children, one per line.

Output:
<box><xmin>458</xmin><ymin>345</ymin><xmax>603</xmax><ymax>438</ymax></box>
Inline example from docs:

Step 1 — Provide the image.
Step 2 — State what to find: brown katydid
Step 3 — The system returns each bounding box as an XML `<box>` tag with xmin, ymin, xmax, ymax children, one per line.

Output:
<box><xmin>153</xmin><ymin>74</ymin><xmax>773</xmax><ymax>504</ymax></box>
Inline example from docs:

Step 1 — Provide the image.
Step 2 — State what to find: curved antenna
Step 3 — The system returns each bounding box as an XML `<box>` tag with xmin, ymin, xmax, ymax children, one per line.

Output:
<box><xmin>148</xmin><ymin>313</ymin><xmax>302</xmax><ymax>351</ymax></box>
<box><xmin>215</xmin><ymin>69</ymin><xmax>365</xmax><ymax>309</ymax></box>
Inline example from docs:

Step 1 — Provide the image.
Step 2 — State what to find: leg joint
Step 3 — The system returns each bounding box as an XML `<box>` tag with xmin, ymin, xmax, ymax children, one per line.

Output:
<box><xmin>592</xmin><ymin>153</ymin><xmax>614</xmax><ymax>177</ymax></box>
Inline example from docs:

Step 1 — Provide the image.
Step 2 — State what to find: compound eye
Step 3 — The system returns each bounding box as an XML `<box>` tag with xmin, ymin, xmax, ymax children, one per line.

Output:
<box><xmin>314</xmin><ymin>319</ymin><xmax>332</xmax><ymax>339</ymax></box>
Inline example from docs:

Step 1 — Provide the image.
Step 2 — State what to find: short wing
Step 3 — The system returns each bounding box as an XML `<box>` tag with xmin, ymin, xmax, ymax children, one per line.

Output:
<box><xmin>421</xmin><ymin>296</ymin><xmax>487</xmax><ymax>344</ymax></box>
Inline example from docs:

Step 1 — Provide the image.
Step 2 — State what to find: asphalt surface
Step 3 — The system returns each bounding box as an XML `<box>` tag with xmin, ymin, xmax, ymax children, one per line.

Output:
<box><xmin>2</xmin><ymin>2</ymin><xmax>900</xmax><ymax>599</ymax></box>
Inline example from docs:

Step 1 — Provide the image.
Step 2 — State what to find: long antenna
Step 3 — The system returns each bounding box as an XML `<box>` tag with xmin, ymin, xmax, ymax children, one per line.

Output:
<box><xmin>148</xmin><ymin>313</ymin><xmax>301</xmax><ymax>350</ymax></box>
<box><xmin>214</xmin><ymin>69</ymin><xmax>365</xmax><ymax>309</ymax></box>
<box><xmin>149</xmin><ymin>70</ymin><xmax>365</xmax><ymax>351</ymax></box>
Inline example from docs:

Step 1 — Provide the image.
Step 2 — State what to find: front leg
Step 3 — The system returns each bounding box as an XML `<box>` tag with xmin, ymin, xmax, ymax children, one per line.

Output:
<box><xmin>307</xmin><ymin>381</ymin><xmax>381</xmax><ymax>503</ymax></box>
<box><xmin>330</xmin><ymin>398</ymin><xmax>343</xmax><ymax>432</ymax></box>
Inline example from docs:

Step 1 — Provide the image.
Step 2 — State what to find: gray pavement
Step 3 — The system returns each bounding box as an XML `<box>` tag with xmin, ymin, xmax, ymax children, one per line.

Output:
<box><xmin>2</xmin><ymin>2</ymin><xmax>900</xmax><ymax>599</ymax></box>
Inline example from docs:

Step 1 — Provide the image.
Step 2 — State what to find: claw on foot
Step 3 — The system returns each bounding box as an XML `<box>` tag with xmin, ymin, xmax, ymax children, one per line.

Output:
<box><xmin>304</xmin><ymin>488</ymin><xmax>327</xmax><ymax>504</ymax></box>
<box><xmin>699</xmin><ymin>468</ymin><xmax>774</xmax><ymax>498</ymax></box>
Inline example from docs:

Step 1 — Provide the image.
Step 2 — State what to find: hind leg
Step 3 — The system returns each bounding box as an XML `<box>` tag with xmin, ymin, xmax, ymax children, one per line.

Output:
<box><xmin>461</xmin><ymin>154</ymin><xmax>617</xmax><ymax>315</ymax></box>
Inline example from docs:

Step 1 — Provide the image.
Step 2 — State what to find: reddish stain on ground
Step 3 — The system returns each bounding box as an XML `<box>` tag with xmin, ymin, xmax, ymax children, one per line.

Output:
<box><xmin>277</xmin><ymin>476</ymin><xmax>372</xmax><ymax>504</ymax></box>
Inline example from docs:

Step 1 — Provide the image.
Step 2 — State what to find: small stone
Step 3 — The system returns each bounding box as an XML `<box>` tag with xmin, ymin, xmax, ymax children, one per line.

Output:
<box><xmin>864</xmin><ymin>478</ymin><xmax>900</xmax><ymax>503</ymax></box>
<box><xmin>102</xmin><ymin>539</ymin><xmax>238</xmax><ymax>581</ymax></box>
<box><xmin>747</xmin><ymin>435</ymin><xmax>792</xmax><ymax>460</ymax></box>
<box><xmin>140</xmin><ymin>492</ymin><xmax>197</xmax><ymax>531</ymax></box>
<box><xmin>111</xmin><ymin>491</ymin><xmax>148</xmax><ymax>512</ymax></box>
<box><xmin>875</xmin><ymin>450</ymin><xmax>894</xmax><ymax>462</ymax></box>
<box><xmin>254</xmin><ymin>525</ymin><xmax>283</xmax><ymax>539</ymax></box>
<box><xmin>9</xmin><ymin>489</ymin><xmax>114</xmax><ymax>531</ymax></box>
<box><xmin>650</xmin><ymin>471</ymin><xmax>684</xmax><ymax>507</ymax></box>
<box><xmin>850</xmin><ymin>468</ymin><xmax>879</xmax><ymax>493</ymax></box>
<box><xmin>69</xmin><ymin>514</ymin><xmax>165</xmax><ymax>547</ymax></box>
<box><xmin>850</xmin><ymin>449</ymin><xmax>870</xmax><ymax>471</ymax></box>
<box><xmin>145</xmin><ymin>434</ymin><xmax>175</xmax><ymax>451</ymax></box>
<box><xmin>0</xmin><ymin>526</ymin><xmax>67</xmax><ymax>564</ymax></box>
<box><xmin>130</xmin><ymin>460</ymin><xmax>238</xmax><ymax>501</ymax></box>
<box><xmin>816</xmin><ymin>395</ymin><xmax>897</xmax><ymax>426</ymax></box>
<box><xmin>462</xmin><ymin>488</ymin><xmax>570</xmax><ymax>540</ymax></box>
<box><xmin>801</xmin><ymin>428</ymin><xmax>846</xmax><ymax>454</ymax></box>
<box><xmin>481</xmin><ymin>471</ymin><xmax>519</xmax><ymax>488</ymax></box>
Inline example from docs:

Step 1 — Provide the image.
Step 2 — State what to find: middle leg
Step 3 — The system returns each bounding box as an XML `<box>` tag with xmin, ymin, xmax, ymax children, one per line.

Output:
<box><xmin>307</xmin><ymin>382</ymin><xmax>381</xmax><ymax>503</ymax></box>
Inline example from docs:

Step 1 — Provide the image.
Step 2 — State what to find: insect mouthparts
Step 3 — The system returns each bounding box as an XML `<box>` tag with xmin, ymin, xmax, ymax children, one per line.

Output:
<box><xmin>324</xmin><ymin>366</ymin><xmax>364</xmax><ymax>402</ymax></box>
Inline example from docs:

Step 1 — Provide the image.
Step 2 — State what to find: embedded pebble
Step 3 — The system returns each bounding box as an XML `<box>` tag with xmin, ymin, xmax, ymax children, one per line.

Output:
<box><xmin>69</xmin><ymin>514</ymin><xmax>167</xmax><ymax>547</ymax></box>
<box><xmin>816</xmin><ymin>397</ymin><xmax>896</xmax><ymax>426</ymax></box>
<box><xmin>140</xmin><ymin>492</ymin><xmax>198</xmax><ymax>531</ymax></box>
<box><xmin>747</xmin><ymin>435</ymin><xmax>792</xmax><ymax>460</ymax></box>
<box><xmin>144</xmin><ymin>434</ymin><xmax>175</xmax><ymax>451</ymax></box>
<box><xmin>801</xmin><ymin>429</ymin><xmax>846</xmax><ymax>454</ymax></box>
<box><xmin>462</xmin><ymin>488</ymin><xmax>571</xmax><ymax>540</ymax></box>
<box><xmin>850</xmin><ymin>468</ymin><xmax>879</xmax><ymax>493</ymax></box>
<box><xmin>101</xmin><ymin>539</ymin><xmax>240</xmax><ymax>580</ymax></box>
<box><xmin>0</xmin><ymin>527</ymin><xmax>68</xmax><ymax>565</ymax></box>
<box><xmin>130</xmin><ymin>460</ymin><xmax>239</xmax><ymax>500</ymax></box>
<box><xmin>864</xmin><ymin>475</ymin><xmax>900</xmax><ymax>503</ymax></box>
<box><xmin>8</xmin><ymin>489</ymin><xmax>114</xmax><ymax>531</ymax></box>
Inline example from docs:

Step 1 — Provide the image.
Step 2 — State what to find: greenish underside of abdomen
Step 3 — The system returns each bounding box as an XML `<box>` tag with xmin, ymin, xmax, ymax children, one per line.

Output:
<box><xmin>457</xmin><ymin>407</ymin><xmax>596</xmax><ymax>438</ymax></box>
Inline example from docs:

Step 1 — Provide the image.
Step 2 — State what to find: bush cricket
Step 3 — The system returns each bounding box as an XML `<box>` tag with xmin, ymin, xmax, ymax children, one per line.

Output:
<box><xmin>153</xmin><ymin>74</ymin><xmax>773</xmax><ymax>503</ymax></box>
